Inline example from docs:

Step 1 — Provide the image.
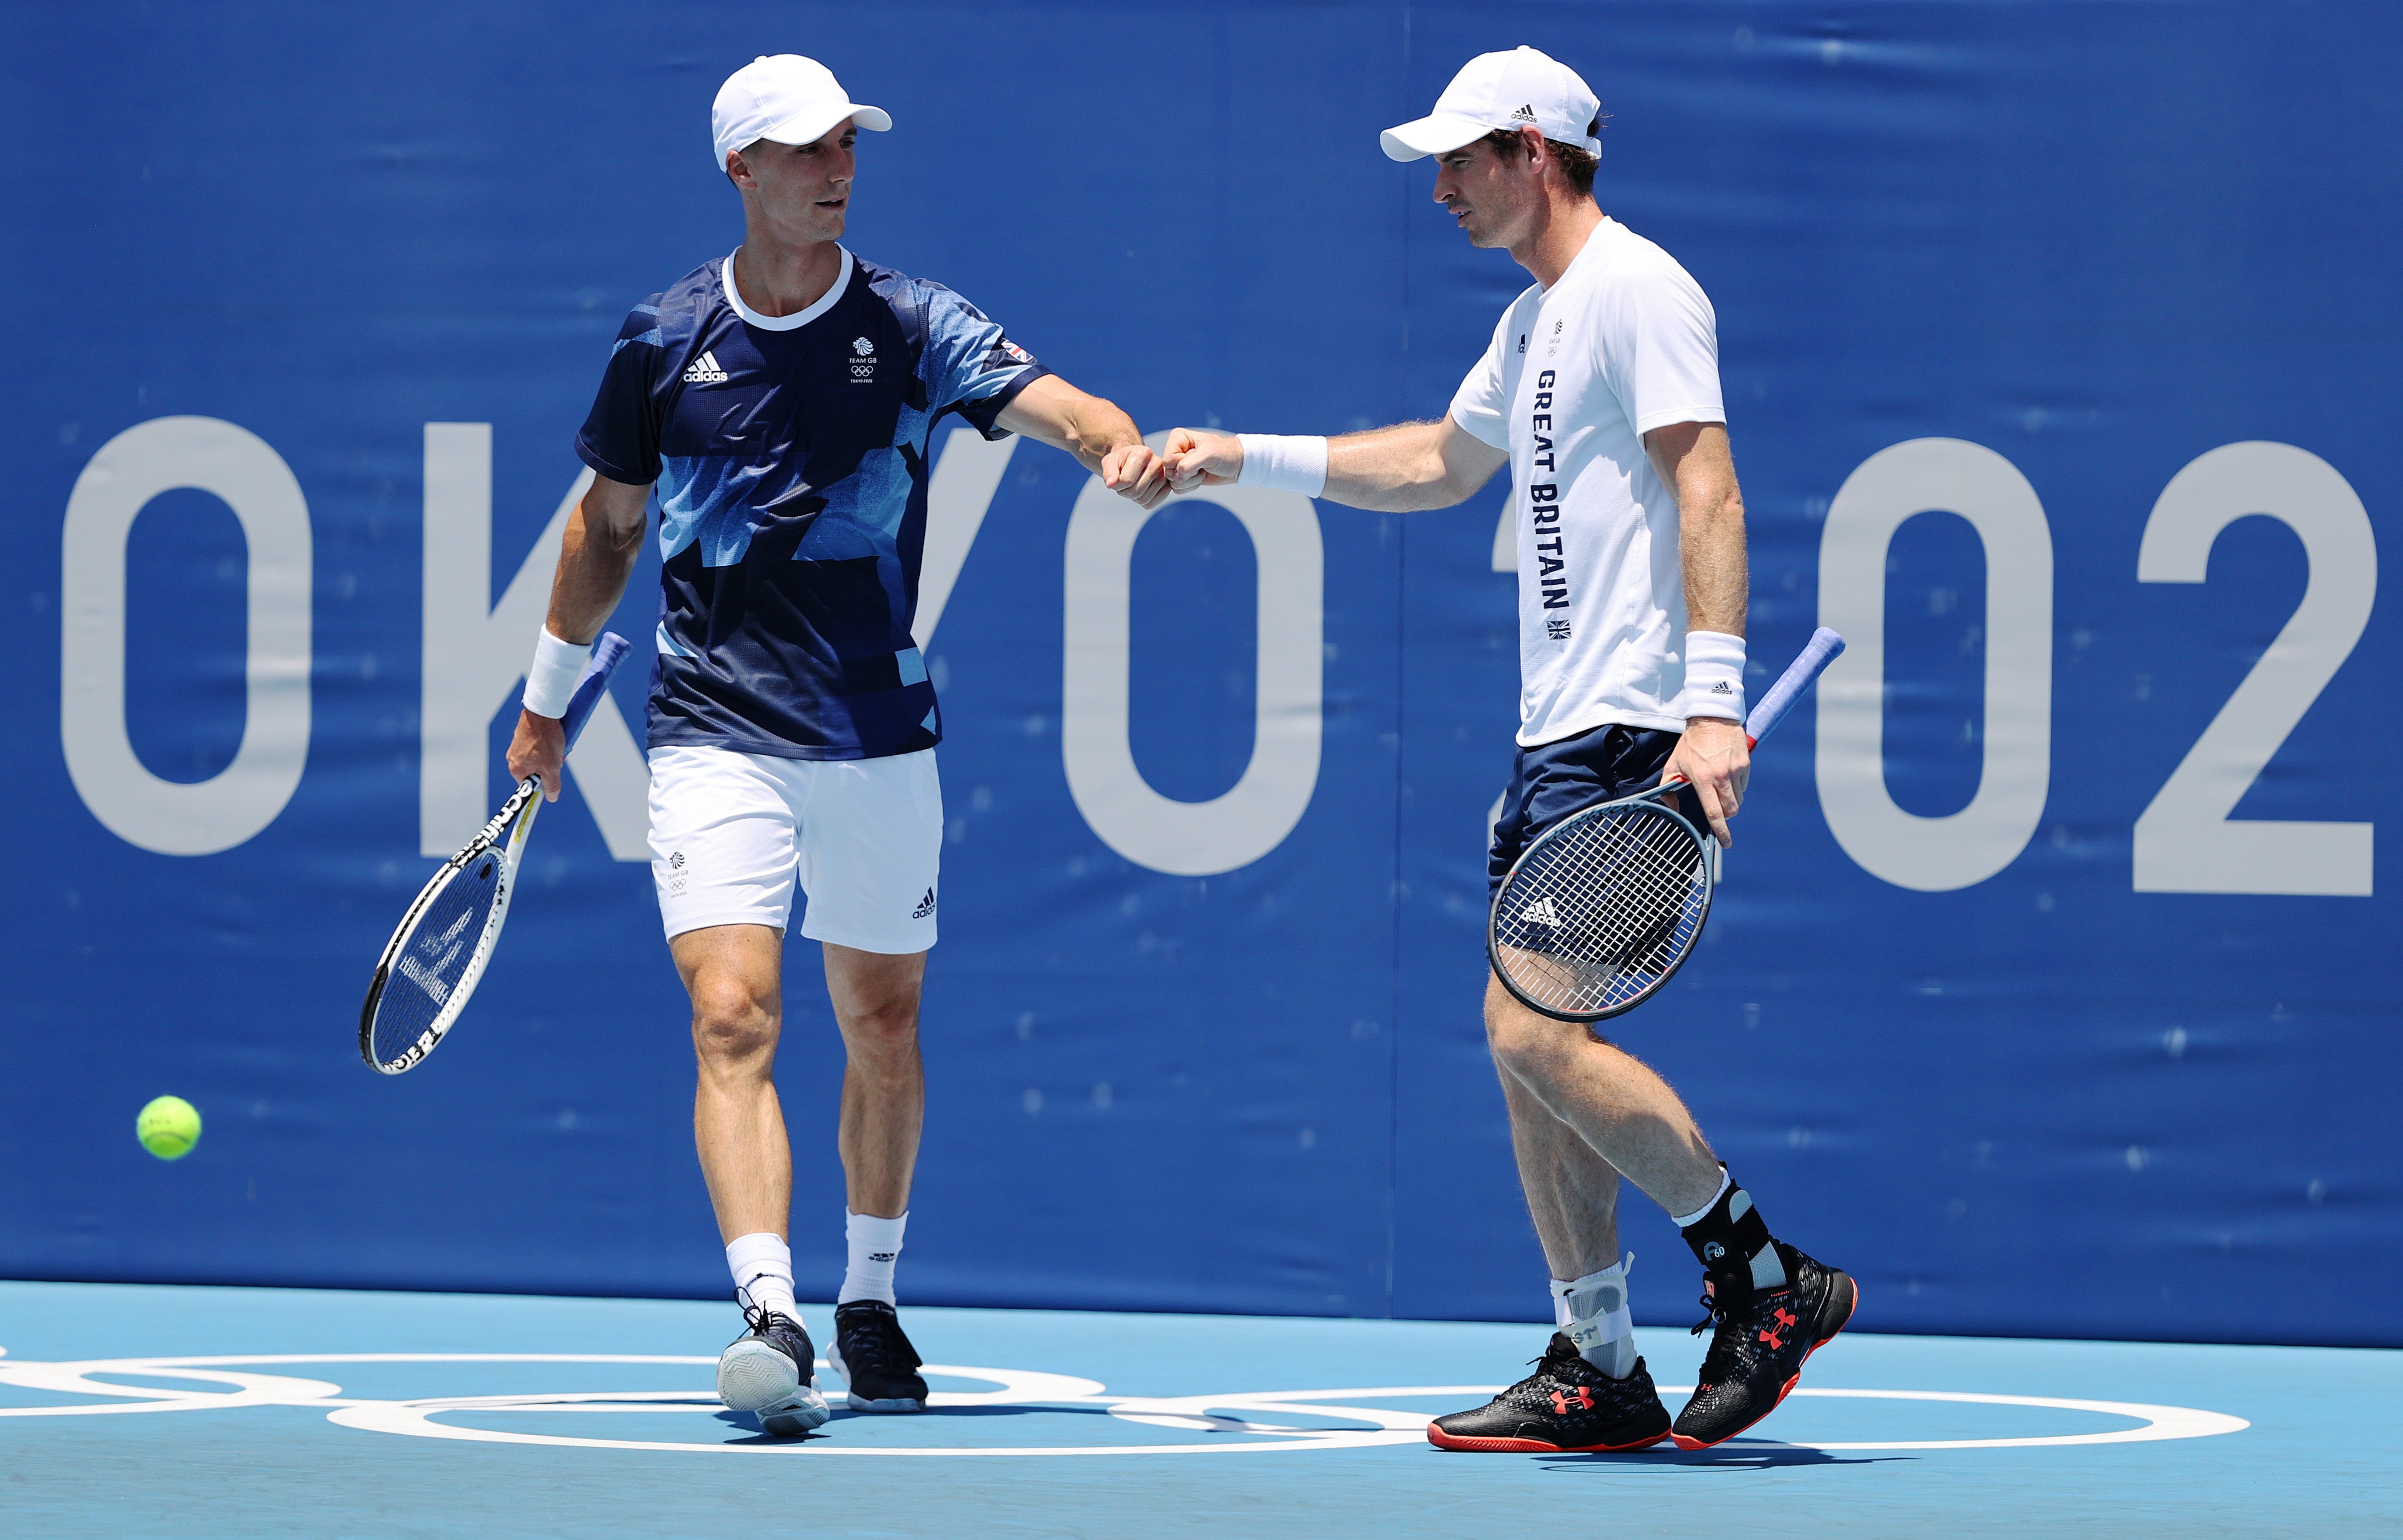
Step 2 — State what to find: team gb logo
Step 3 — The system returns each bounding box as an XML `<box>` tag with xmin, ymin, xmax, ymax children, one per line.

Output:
<box><xmin>853</xmin><ymin>337</ymin><xmax>874</xmax><ymax>355</ymax></box>
<box><xmin>850</xmin><ymin>335</ymin><xmax>876</xmax><ymax>383</ymax></box>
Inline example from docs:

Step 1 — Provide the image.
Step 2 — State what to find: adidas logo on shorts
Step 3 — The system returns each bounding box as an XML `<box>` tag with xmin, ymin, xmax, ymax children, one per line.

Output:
<box><xmin>911</xmin><ymin>887</ymin><xmax>936</xmax><ymax>920</ymax></box>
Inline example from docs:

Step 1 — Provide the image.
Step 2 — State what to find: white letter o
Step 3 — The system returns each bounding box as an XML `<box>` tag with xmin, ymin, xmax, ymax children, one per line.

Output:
<box><xmin>1815</xmin><ymin>437</ymin><xmax>2052</xmax><ymax>892</ymax></box>
<box><xmin>60</xmin><ymin>416</ymin><xmax>313</xmax><ymax>855</ymax></box>
<box><xmin>1062</xmin><ymin>478</ymin><xmax>1322</xmax><ymax>876</ymax></box>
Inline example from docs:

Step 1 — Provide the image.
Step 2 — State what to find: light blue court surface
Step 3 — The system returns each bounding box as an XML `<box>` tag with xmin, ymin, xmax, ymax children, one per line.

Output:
<box><xmin>1</xmin><ymin>1282</ymin><xmax>2394</xmax><ymax>1539</ymax></box>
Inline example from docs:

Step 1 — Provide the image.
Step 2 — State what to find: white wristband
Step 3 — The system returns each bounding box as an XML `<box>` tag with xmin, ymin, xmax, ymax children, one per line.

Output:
<box><xmin>1234</xmin><ymin>433</ymin><xmax>1328</xmax><ymax>496</ymax></box>
<box><xmin>1681</xmin><ymin>630</ymin><xmax>1747</xmax><ymax>723</ymax></box>
<box><xmin>522</xmin><ymin>627</ymin><xmax>590</xmax><ymax>720</ymax></box>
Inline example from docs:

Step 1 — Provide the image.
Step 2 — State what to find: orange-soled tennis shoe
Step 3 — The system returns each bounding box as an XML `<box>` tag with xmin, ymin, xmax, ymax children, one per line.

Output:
<box><xmin>1670</xmin><ymin>1242</ymin><xmax>1857</xmax><ymax>1449</ymax></box>
<box><xmin>1428</xmin><ymin>1334</ymin><xmax>1672</xmax><ymax>1453</ymax></box>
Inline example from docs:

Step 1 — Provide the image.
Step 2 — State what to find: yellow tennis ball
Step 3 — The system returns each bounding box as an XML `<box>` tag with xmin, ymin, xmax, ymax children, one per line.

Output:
<box><xmin>136</xmin><ymin>1096</ymin><xmax>202</xmax><ymax>1160</ymax></box>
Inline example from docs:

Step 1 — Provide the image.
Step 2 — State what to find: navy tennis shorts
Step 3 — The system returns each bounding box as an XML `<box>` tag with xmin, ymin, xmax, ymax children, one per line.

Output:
<box><xmin>1488</xmin><ymin>723</ymin><xmax>1705</xmax><ymax>897</ymax></box>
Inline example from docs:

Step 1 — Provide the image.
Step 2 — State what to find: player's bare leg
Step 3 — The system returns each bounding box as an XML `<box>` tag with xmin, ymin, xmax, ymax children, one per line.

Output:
<box><xmin>1481</xmin><ymin>972</ymin><xmax>1856</xmax><ymax>1448</ymax></box>
<box><xmin>1491</xmin><ymin>986</ymin><xmax>1657</xmax><ymax>1386</ymax></box>
<box><xmin>675</xmin><ymin>922</ymin><xmax>826</xmax><ymax>1433</ymax></box>
<box><xmin>820</xmin><ymin>941</ymin><xmax>933</xmax><ymax>1413</ymax></box>
<box><xmin>1495</xmin><ymin>1063</ymin><xmax>1623</xmax><ymax>1281</ymax></box>
<box><xmin>1483</xmin><ymin>972</ymin><xmax>1722</xmax><ymax>1217</ymax></box>
<box><xmin>821</xmin><ymin>942</ymin><xmax>926</xmax><ymax>1219</ymax></box>
<box><xmin>676</xmin><ymin>923</ymin><xmax>794</xmax><ymax>1242</ymax></box>
<box><xmin>1429</xmin><ymin>982</ymin><xmax>1681</xmax><ymax>1451</ymax></box>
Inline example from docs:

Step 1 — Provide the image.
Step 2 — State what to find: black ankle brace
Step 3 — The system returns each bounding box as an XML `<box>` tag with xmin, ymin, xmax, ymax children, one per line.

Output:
<box><xmin>1678</xmin><ymin>1175</ymin><xmax>1779</xmax><ymax>1307</ymax></box>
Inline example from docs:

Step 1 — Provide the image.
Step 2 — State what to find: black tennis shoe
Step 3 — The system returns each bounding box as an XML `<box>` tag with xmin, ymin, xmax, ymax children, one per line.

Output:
<box><xmin>1671</xmin><ymin>1240</ymin><xmax>1857</xmax><ymax>1449</ymax></box>
<box><xmin>828</xmin><ymin>1299</ymin><xmax>929</xmax><ymax>1413</ymax></box>
<box><xmin>716</xmin><ymin>1302</ymin><xmax>829</xmax><ymax>1437</ymax></box>
<box><xmin>1427</xmin><ymin>1334</ymin><xmax>1672</xmax><ymax>1453</ymax></box>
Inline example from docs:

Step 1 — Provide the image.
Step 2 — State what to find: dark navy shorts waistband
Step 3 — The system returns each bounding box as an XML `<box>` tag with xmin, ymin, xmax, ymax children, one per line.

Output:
<box><xmin>1488</xmin><ymin>723</ymin><xmax>1702</xmax><ymax>897</ymax></box>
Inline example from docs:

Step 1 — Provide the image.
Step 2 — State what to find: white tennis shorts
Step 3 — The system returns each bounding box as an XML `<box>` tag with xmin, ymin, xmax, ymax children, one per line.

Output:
<box><xmin>647</xmin><ymin>744</ymin><xmax>941</xmax><ymax>954</ymax></box>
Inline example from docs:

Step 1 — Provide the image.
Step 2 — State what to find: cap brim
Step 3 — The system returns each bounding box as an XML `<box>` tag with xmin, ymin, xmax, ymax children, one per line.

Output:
<box><xmin>1380</xmin><ymin>112</ymin><xmax>1494</xmax><ymax>162</ymax></box>
<box><xmin>761</xmin><ymin>102</ymin><xmax>893</xmax><ymax>148</ymax></box>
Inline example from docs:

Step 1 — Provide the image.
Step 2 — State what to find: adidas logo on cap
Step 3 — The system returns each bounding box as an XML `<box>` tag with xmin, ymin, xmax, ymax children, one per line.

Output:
<box><xmin>682</xmin><ymin>350</ymin><xmax>730</xmax><ymax>384</ymax></box>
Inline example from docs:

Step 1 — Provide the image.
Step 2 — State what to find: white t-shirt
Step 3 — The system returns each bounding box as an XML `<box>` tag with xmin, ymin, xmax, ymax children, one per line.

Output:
<box><xmin>1449</xmin><ymin>217</ymin><xmax>1727</xmax><ymax>746</ymax></box>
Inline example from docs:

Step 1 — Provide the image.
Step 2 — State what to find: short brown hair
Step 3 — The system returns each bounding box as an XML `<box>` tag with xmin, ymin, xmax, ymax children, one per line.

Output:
<box><xmin>1479</xmin><ymin>127</ymin><xmax>1600</xmax><ymax>198</ymax></box>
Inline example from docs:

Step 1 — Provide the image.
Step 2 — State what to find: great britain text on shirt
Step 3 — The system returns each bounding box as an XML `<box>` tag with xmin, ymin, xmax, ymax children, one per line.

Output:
<box><xmin>1445</xmin><ymin>218</ymin><xmax>1727</xmax><ymax>747</ymax></box>
<box><xmin>1527</xmin><ymin>367</ymin><xmax>1570</xmax><ymax>623</ymax></box>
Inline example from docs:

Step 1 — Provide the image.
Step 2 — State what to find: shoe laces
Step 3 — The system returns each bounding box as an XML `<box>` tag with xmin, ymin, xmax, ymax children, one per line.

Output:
<box><xmin>1512</xmin><ymin>1334</ymin><xmax>1605</xmax><ymax>1403</ymax></box>
<box><xmin>736</xmin><ymin>1292</ymin><xmax>799</xmax><ymax>1339</ymax></box>
<box><xmin>1688</xmin><ymin>1284</ymin><xmax>1757</xmax><ymax>1387</ymax></box>
<box><xmin>1687</xmin><ymin>1252</ymin><xmax>1740</xmax><ymax>1332</ymax></box>
<box><xmin>1689</xmin><ymin>1292</ymin><xmax>1726</xmax><ymax>1373</ymax></box>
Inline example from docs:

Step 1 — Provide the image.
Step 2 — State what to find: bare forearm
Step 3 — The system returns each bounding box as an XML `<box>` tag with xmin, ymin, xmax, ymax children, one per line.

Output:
<box><xmin>1665</xmin><ymin>471</ymin><xmax>1753</xmax><ymax>847</ymax></box>
<box><xmin>1323</xmin><ymin>419</ymin><xmax>1491</xmax><ymax>511</ymax></box>
<box><xmin>999</xmin><ymin>375</ymin><xmax>1138</xmax><ymax>473</ymax></box>
<box><xmin>1646</xmin><ymin>422</ymin><xmax>1747</xmax><ymax>637</ymax></box>
<box><xmin>994</xmin><ymin>377</ymin><xmax>1166</xmax><ymax>506</ymax></box>
<box><xmin>1681</xmin><ymin>485</ymin><xmax>1748</xmax><ymax>637</ymax></box>
<box><xmin>1325</xmin><ymin>424</ymin><xmax>1450</xmax><ymax>511</ymax></box>
<box><xmin>1161</xmin><ymin>414</ymin><xmax>1499</xmax><ymax>510</ymax></box>
<box><xmin>1052</xmin><ymin>395</ymin><xmax>1142</xmax><ymax>475</ymax></box>
<box><xmin>544</xmin><ymin>497</ymin><xmax>644</xmax><ymax>643</ymax></box>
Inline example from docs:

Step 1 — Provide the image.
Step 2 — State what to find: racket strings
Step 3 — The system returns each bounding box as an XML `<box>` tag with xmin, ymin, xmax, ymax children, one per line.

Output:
<box><xmin>369</xmin><ymin>860</ymin><xmax>502</xmax><ymax>1067</ymax></box>
<box><xmin>1495</xmin><ymin>803</ymin><xmax>1709</xmax><ymax>1016</ymax></box>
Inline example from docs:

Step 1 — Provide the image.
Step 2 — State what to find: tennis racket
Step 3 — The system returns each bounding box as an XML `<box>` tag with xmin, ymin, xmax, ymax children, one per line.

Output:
<box><xmin>1488</xmin><ymin>626</ymin><xmax>1847</xmax><ymax>1024</ymax></box>
<box><xmin>360</xmin><ymin>632</ymin><xmax>631</xmax><ymax>1074</ymax></box>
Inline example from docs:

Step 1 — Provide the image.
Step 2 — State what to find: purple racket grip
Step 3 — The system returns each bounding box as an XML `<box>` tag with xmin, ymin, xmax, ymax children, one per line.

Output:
<box><xmin>1744</xmin><ymin>627</ymin><xmax>1845</xmax><ymax>747</ymax></box>
<box><xmin>558</xmin><ymin>632</ymin><xmax>632</xmax><ymax>754</ymax></box>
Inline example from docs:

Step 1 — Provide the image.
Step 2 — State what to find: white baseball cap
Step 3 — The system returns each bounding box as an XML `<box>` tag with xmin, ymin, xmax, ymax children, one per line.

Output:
<box><xmin>711</xmin><ymin>54</ymin><xmax>891</xmax><ymax>171</ymax></box>
<box><xmin>1380</xmin><ymin>46</ymin><xmax>1601</xmax><ymax>162</ymax></box>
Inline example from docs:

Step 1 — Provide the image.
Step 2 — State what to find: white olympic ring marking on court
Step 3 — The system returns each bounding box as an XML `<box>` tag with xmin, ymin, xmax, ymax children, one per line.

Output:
<box><xmin>0</xmin><ymin>1352</ymin><xmax>2249</xmax><ymax>1454</ymax></box>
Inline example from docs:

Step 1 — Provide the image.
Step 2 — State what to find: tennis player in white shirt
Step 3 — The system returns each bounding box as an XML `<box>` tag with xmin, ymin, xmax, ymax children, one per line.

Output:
<box><xmin>1162</xmin><ymin>46</ymin><xmax>1854</xmax><ymax>1453</ymax></box>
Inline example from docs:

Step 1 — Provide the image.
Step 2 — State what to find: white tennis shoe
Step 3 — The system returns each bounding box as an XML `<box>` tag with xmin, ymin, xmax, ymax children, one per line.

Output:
<box><xmin>717</xmin><ymin>1306</ymin><xmax>830</xmax><ymax>1436</ymax></box>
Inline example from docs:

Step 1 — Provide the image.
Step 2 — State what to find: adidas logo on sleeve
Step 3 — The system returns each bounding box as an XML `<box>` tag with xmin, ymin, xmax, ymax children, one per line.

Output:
<box><xmin>682</xmin><ymin>350</ymin><xmax>730</xmax><ymax>384</ymax></box>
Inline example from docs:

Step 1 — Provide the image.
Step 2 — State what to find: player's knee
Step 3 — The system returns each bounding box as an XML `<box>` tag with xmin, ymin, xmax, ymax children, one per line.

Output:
<box><xmin>1483</xmin><ymin>1010</ymin><xmax>1534</xmax><ymax>1070</ymax></box>
<box><xmin>1484</xmin><ymin>1000</ymin><xmax>1570</xmax><ymax>1078</ymax></box>
<box><xmin>838</xmin><ymin>997</ymin><xmax>919</xmax><ymax>1060</ymax></box>
<box><xmin>690</xmin><ymin>980</ymin><xmax>777</xmax><ymax>1065</ymax></box>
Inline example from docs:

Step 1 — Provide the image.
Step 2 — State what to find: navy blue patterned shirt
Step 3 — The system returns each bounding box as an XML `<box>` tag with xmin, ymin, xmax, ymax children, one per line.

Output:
<box><xmin>575</xmin><ymin>248</ymin><xmax>1047</xmax><ymax>760</ymax></box>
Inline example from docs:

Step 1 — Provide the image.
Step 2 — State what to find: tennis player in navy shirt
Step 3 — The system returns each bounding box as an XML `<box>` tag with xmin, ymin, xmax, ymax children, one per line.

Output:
<box><xmin>505</xmin><ymin>53</ymin><xmax>1170</xmax><ymax>1437</ymax></box>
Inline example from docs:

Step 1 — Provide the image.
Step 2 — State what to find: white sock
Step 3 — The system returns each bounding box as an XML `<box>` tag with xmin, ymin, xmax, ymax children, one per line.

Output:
<box><xmin>726</xmin><ymin>1232</ymin><xmax>801</xmax><ymax>1325</ymax></box>
<box><xmin>837</xmin><ymin>1210</ymin><xmax>906</xmax><ymax>1306</ymax></box>
<box><xmin>1669</xmin><ymin>1168</ymin><xmax>1734</xmax><ymax>1229</ymax></box>
<box><xmin>1552</xmin><ymin>1255</ymin><xmax>1638</xmax><ymax>1379</ymax></box>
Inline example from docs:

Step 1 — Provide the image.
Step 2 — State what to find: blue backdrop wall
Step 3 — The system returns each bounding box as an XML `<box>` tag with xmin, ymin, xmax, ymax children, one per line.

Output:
<box><xmin>3</xmin><ymin>1</ymin><xmax>2395</xmax><ymax>1347</ymax></box>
